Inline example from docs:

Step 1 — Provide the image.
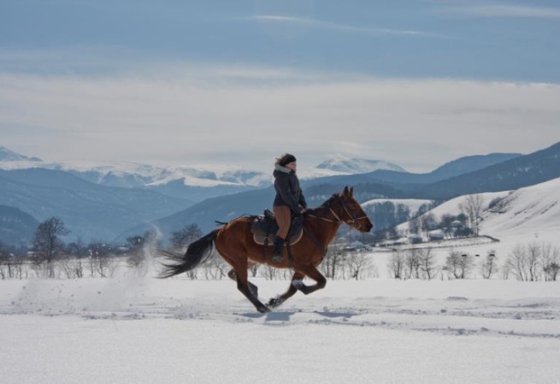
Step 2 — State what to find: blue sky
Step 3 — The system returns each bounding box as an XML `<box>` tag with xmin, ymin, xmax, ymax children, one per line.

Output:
<box><xmin>1</xmin><ymin>0</ymin><xmax>559</xmax><ymax>172</ymax></box>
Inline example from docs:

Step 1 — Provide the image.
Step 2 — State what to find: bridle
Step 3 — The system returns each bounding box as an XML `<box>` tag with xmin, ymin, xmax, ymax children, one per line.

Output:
<box><xmin>307</xmin><ymin>196</ymin><xmax>369</xmax><ymax>230</ymax></box>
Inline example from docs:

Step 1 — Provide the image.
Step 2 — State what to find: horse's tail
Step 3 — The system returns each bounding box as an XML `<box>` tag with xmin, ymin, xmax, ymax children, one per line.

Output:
<box><xmin>158</xmin><ymin>229</ymin><xmax>219</xmax><ymax>278</ymax></box>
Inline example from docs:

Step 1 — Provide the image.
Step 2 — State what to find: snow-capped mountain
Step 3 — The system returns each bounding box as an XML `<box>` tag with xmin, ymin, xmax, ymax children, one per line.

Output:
<box><xmin>315</xmin><ymin>156</ymin><xmax>407</xmax><ymax>174</ymax></box>
<box><xmin>0</xmin><ymin>152</ymin><xmax>273</xmax><ymax>201</ymax></box>
<box><xmin>0</xmin><ymin>160</ymin><xmax>271</xmax><ymax>189</ymax></box>
<box><xmin>0</xmin><ymin>148</ymin><xmax>409</xmax><ymax>201</ymax></box>
<box><xmin>0</xmin><ymin>146</ymin><xmax>42</xmax><ymax>162</ymax></box>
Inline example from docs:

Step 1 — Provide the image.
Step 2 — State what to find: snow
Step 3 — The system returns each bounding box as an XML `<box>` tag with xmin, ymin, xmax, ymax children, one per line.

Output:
<box><xmin>0</xmin><ymin>150</ymin><xmax>406</xmax><ymax>187</ymax></box>
<box><xmin>0</xmin><ymin>160</ymin><xmax>271</xmax><ymax>188</ymax></box>
<box><xmin>392</xmin><ymin>178</ymin><xmax>560</xmax><ymax>248</ymax></box>
<box><xmin>315</xmin><ymin>154</ymin><xmax>407</xmax><ymax>174</ymax></box>
<box><xmin>1</xmin><ymin>276</ymin><xmax>559</xmax><ymax>383</ymax></box>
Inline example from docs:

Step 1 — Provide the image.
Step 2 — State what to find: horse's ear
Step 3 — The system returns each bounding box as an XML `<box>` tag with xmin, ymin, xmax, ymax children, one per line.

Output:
<box><xmin>350</xmin><ymin>187</ymin><xmax>354</xmax><ymax>196</ymax></box>
<box><xmin>343</xmin><ymin>186</ymin><xmax>349</xmax><ymax>197</ymax></box>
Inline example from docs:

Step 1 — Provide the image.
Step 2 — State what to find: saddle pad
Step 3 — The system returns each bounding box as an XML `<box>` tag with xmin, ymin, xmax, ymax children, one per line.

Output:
<box><xmin>253</xmin><ymin>228</ymin><xmax>303</xmax><ymax>246</ymax></box>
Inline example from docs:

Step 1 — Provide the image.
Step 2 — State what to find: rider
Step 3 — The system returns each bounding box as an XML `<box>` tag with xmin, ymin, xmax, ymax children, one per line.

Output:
<box><xmin>272</xmin><ymin>153</ymin><xmax>307</xmax><ymax>263</ymax></box>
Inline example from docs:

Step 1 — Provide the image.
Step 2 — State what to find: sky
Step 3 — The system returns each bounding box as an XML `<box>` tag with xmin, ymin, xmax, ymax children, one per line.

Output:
<box><xmin>1</xmin><ymin>0</ymin><xmax>559</xmax><ymax>173</ymax></box>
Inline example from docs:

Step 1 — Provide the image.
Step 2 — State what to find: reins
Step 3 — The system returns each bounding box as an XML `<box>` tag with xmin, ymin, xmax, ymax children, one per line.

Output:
<box><xmin>299</xmin><ymin>194</ymin><xmax>370</xmax><ymax>257</ymax></box>
<box><xmin>306</xmin><ymin>196</ymin><xmax>368</xmax><ymax>229</ymax></box>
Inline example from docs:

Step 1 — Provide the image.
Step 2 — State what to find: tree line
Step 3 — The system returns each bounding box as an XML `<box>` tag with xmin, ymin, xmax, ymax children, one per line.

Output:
<box><xmin>387</xmin><ymin>242</ymin><xmax>559</xmax><ymax>282</ymax></box>
<box><xmin>0</xmin><ymin>216</ymin><xmax>205</xmax><ymax>280</ymax></box>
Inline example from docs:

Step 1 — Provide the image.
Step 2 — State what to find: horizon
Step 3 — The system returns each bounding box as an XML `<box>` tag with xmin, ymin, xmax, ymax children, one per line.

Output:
<box><xmin>1</xmin><ymin>1</ymin><xmax>559</xmax><ymax>173</ymax></box>
<box><xmin>0</xmin><ymin>142</ymin><xmax>542</xmax><ymax>175</ymax></box>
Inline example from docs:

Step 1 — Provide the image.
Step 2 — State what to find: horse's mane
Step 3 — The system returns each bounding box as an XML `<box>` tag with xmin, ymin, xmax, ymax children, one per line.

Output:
<box><xmin>308</xmin><ymin>193</ymin><xmax>340</xmax><ymax>213</ymax></box>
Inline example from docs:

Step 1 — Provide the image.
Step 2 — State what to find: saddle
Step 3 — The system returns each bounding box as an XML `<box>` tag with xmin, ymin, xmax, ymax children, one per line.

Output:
<box><xmin>250</xmin><ymin>209</ymin><xmax>304</xmax><ymax>246</ymax></box>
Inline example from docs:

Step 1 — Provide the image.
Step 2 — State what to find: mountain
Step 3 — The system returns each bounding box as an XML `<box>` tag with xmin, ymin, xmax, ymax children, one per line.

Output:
<box><xmin>303</xmin><ymin>152</ymin><xmax>522</xmax><ymax>188</ymax></box>
<box><xmin>0</xmin><ymin>147</ymin><xmax>415</xmax><ymax>202</ymax></box>
<box><xmin>315</xmin><ymin>156</ymin><xmax>407</xmax><ymax>174</ymax></box>
<box><xmin>3</xmin><ymin>143</ymin><xmax>557</xmax><ymax>245</ymax></box>
<box><xmin>0</xmin><ymin>146</ymin><xmax>42</xmax><ymax>162</ymax></box>
<box><xmin>0</xmin><ymin>205</ymin><xmax>39</xmax><ymax>246</ymax></box>
<box><xmin>429</xmin><ymin>153</ymin><xmax>522</xmax><ymax>181</ymax></box>
<box><xmin>0</xmin><ymin>168</ymin><xmax>194</xmax><ymax>242</ymax></box>
<box><xmin>0</xmin><ymin>159</ymin><xmax>270</xmax><ymax>202</ymax></box>
<box><xmin>416</xmin><ymin>142</ymin><xmax>560</xmax><ymax>200</ymax></box>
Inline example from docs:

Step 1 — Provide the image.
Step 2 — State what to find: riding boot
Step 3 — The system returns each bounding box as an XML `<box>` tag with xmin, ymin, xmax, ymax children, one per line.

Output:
<box><xmin>272</xmin><ymin>236</ymin><xmax>285</xmax><ymax>263</ymax></box>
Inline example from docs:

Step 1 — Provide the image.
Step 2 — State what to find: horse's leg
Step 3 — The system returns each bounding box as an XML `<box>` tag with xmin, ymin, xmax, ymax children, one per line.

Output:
<box><xmin>232</xmin><ymin>266</ymin><xmax>269</xmax><ymax>313</ymax></box>
<box><xmin>228</xmin><ymin>269</ymin><xmax>258</xmax><ymax>298</ymax></box>
<box><xmin>293</xmin><ymin>265</ymin><xmax>327</xmax><ymax>295</ymax></box>
<box><xmin>267</xmin><ymin>271</ymin><xmax>305</xmax><ymax>308</ymax></box>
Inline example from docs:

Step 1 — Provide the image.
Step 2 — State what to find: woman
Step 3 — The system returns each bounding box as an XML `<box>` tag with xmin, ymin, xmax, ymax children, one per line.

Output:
<box><xmin>272</xmin><ymin>153</ymin><xmax>307</xmax><ymax>263</ymax></box>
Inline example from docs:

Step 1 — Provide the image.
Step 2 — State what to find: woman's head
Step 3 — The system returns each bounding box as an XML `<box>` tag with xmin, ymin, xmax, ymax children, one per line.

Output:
<box><xmin>276</xmin><ymin>153</ymin><xmax>297</xmax><ymax>167</ymax></box>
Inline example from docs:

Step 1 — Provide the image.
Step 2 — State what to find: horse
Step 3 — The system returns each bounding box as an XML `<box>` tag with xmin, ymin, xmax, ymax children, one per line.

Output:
<box><xmin>159</xmin><ymin>186</ymin><xmax>374</xmax><ymax>313</ymax></box>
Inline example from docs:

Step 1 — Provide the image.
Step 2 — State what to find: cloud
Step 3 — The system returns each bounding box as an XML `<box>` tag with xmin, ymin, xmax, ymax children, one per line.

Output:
<box><xmin>446</xmin><ymin>4</ymin><xmax>560</xmax><ymax>19</ymax></box>
<box><xmin>1</xmin><ymin>62</ymin><xmax>559</xmax><ymax>173</ymax></box>
<box><xmin>251</xmin><ymin>14</ymin><xmax>436</xmax><ymax>37</ymax></box>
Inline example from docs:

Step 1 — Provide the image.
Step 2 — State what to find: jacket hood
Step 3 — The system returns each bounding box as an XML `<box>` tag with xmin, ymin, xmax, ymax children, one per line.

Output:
<box><xmin>274</xmin><ymin>164</ymin><xmax>293</xmax><ymax>175</ymax></box>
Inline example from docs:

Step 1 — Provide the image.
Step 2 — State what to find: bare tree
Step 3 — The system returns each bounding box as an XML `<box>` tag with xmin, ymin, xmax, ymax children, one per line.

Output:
<box><xmin>445</xmin><ymin>250</ymin><xmax>474</xmax><ymax>279</ymax></box>
<box><xmin>439</xmin><ymin>214</ymin><xmax>456</xmax><ymax>238</ymax></box>
<box><xmin>263</xmin><ymin>265</ymin><xmax>279</xmax><ymax>280</ymax></box>
<box><xmin>480</xmin><ymin>250</ymin><xmax>498</xmax><ymax>279</ymax></box>
<box><xmin>405</xmin><ymin>248</ymin><xmax>421</xmax><ymax>279</ymax></box>
<box><xmin>420</xmin><ymin>213</ymin><xmax>438</xmax><ymax>233</ymax></box>
<box><xmin>459</xmin><ymin>194</ymin><xmax>485</xmax><ymax>236</ymax></box>
<box><xmin>506</xmin><ymin>242</ymin><xmax>546</xmax><ymax>282</ymax></box>
<box><xmin>418</xmin><ymin>247</ymin><xmax>437</xmax><ymax>280</ymax></box>
<box><xmin>0</xmin><ymin>241</ymin><xmax>15</xmax><ymax>280</ymax></box>
<box><xmin>542</xmin><ymin>243</ymin><xmax>560</xmax><ymax>281</ymax></box>
<box><xmin>321</xmin><ymin>244</ymin><xmax>345</xmax><ymax>279</ymax></box>
<box><xmin>525</xmin><ymin>242</ymin><xmax>542</xmax><ymax>281</ymax></box>
<box><xmin>0</xmin><ymin>241</ymin><xmax>8</xmax><ymax>280</ymax></box>
<box><xmin>408</xmin><ymin>217</ymin><xmax>421</xmax><ymax>235</ymax></box>
<box><xmin>31</xmin><ymin>217</ymin><xmax>70</xmax><ymax>278</ymax></box>
<box><xmin>346</xmin><ymin>252</ymin><xmax>371</xmax><ymax>280</ymax></box>
<box><xmin>86</xmin><ymin>242</ymin><xmax>119</xmax><ymax>278</ymax></box>
<box><xmin>506</xmin><ymin>244</ymin><xmax>533</xmax><ymax>281</ymax></box>
<box><xmin>249</xmin><ymin>264</ymin><xmax>260</xmax><ymax>277</ymax></box>
<box><xmin>388</xmin><ymin>250</ymin><xmax>405</xmax><ymax>279</ymax></box>
<box><xmin>501</xmin><ymin>261</ymin><xmax>511</xmax><ymax>280</ymax></box>
<box><xmin>170</xmin><ymin>224</ymin><xmax>203</xmax><ymax>250</ymax></box>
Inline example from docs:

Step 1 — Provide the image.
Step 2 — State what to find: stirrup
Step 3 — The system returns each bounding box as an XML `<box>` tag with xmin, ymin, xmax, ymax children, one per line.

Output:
<box><xmin>271</xmin><ymin>251</ymin><xmax>283</xmax><ymax>263</ymax></box>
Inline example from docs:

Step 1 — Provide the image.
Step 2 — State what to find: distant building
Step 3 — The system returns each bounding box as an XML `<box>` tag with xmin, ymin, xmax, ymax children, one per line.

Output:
<box><xmin>408</xmin><ymin>234</ymin><xmax>423</xmax><ymax>244</ymax></box>
<box><xmin>428</xmin><ymin>229</ymin><xmax>445</xmax><ymax>241</ymax></box>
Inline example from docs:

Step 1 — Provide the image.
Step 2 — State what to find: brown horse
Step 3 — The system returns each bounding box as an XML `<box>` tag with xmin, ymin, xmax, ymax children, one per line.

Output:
<box><xmin>160</xmin><ymin>186</ymin><xmax>373</xmax><ymax>313</ymax></box>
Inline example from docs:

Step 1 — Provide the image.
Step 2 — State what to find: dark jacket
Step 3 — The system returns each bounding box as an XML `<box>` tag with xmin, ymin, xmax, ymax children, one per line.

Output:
<box><xmin>273</xmin><ymin>165</ymin><xmax>307</xmax><ymax>213</ymax></box>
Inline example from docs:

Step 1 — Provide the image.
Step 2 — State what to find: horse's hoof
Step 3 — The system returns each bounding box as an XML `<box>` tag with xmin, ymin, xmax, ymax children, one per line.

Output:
<box><xmin>267</xmin><ymin>296</ymin><xmax>283</xmax><ymax>308</ymax></box>
<box><xmin>257</xmin><ymin>305</ymin><xmax>271</xmax><ymax>313</ymax></box>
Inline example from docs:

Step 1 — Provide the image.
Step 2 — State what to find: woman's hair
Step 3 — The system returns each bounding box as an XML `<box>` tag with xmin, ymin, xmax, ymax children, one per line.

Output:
<box><xmin>275</xmin><ymin>153</ymin><xmax>297</xmax><ymax>166</ymax></box>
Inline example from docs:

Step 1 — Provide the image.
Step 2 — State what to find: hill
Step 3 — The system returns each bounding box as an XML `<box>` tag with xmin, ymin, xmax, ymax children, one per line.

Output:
<box><xmin>0</xmin><ymin>205</ymin><xmax>39</xmax><ymax>246</ymax></box>
<box><xmin>0</xmin><ymin>168</ymin><xmax>194</xmax><ymax>242</ymax></box>
<box><xmin>416</xmin><ymin>142</ymin><xmax>560</xmax><ymax>199</ymax></box>
<box><xmin>396</xmin><ymin>176</ymin><xmax>560</xmax><ymax>247</ymax></box>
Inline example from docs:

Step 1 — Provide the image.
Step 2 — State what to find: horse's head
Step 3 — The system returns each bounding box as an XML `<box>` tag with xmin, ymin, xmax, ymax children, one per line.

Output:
<box><xmin>333</xmin><ymin>186</ymin><xmax>374</xmax><ymax>233</ymax></box>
